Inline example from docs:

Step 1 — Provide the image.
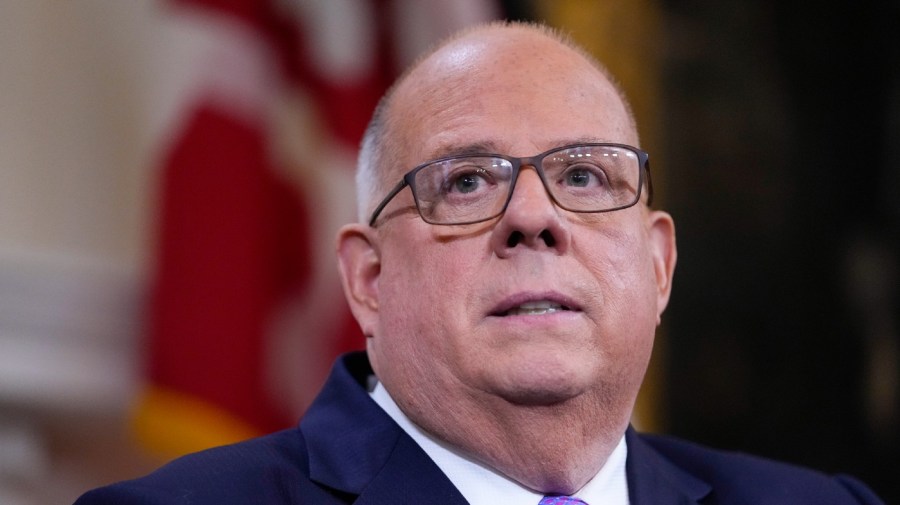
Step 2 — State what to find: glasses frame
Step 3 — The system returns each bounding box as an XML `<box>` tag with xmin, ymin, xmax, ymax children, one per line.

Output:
<box><xmin>367</xmin><ymin>142</ymin><xmax>652</xmax><ymax>227</ymax></box>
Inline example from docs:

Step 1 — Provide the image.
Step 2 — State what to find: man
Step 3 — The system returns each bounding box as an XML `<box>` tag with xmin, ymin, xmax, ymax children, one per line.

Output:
<box><xmin>75</xmin><ymin>21</ymin><xmax>884</xmax><ymax>504</ymax></box>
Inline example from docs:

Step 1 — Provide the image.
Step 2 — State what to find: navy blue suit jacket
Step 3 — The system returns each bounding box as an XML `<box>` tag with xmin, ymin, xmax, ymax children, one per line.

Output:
<box><xmin>75</xmin><ymin>352</ymin><xmax>884</xmax><ymax>504</ymax></box>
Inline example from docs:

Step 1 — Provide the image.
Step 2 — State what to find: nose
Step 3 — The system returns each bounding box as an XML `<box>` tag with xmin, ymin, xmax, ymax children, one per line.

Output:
<box><xmin>490</xmin><ymin>167</ymin><xmax>571</xmax><ymax>257</ymax></box>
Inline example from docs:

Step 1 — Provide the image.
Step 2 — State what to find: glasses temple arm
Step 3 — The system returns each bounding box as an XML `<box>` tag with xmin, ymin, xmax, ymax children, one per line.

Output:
<box><xmin>368</xmin><ymin>179</ymin><xmax>410</xmax><ymax>227</ymax></box>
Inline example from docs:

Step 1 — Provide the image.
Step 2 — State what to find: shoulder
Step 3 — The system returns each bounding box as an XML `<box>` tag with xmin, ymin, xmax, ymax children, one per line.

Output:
<box><xmin>632</xmin><ymin>431</ymin><xmax>884</xmax><ymax>504</ymax></box>
<box><xmin>74</xmin><ymin>353</ymin><xmax>383</xmax><ymax>505</ymax></box>
<box><xmin>73</xmin><ymin>428</ymin><xmax>334</xmax><ymax>505</ymax></box>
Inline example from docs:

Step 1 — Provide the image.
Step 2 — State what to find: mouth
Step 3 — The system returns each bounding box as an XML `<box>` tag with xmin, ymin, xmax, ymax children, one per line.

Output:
<box><xmin>489</xmin><ymin>293</ymin><xmax>581</xmax><ymax>317</ymax></box>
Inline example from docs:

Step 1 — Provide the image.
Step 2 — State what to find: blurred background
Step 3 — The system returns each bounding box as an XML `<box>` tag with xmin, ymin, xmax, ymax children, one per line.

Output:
<box><xmin>0</xmin><ymin>1</ymin><xmax>897</xmax><ymax>503</ymax></box>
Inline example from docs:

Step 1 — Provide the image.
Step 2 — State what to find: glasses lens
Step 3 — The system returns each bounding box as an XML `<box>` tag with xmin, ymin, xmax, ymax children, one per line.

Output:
<box><xmin>541</xmin><ymin>145</ymin><xmax>641</xmax><ymax>212</ymax></box>
<box><xmin>411</xmin><ymin>156</ymin><xmax>514</xmax><ymax>224</ymax></box>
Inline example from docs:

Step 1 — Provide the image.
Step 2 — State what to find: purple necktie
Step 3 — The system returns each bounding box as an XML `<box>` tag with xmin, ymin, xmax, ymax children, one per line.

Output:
<box><xmin>538</xmin><ymin>496</ymin><xmax>589</xmax><ymax>505</ymax></box>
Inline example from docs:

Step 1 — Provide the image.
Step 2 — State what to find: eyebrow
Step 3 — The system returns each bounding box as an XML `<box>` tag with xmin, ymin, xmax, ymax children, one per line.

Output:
<box><xmin>426</xmin><ymin>136</ymin><xmax>615</xmax><ymax>160</ymax></box>
<box><xmin>558</xmin><ymin>135</ymin><xmax>615</xmax><ymax>146</ymax></box>
<box><xmin>425</xmin><ymin>141</ymin><xmax>503</xmax><ymax>160</ymax></box>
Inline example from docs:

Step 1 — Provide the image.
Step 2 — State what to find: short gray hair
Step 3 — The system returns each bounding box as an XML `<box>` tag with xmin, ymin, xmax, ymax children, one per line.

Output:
<box><xmin>355</xmin><ymin>93</ymin><xmax>393</xmax><ymax>223</ymax></box>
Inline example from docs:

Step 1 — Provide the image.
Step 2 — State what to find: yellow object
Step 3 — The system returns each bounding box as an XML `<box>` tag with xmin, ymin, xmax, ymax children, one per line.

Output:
<box><xmin>131</xmin><ymin>386</ymin><xmax>262</xmax><ymax>461</ymax></box>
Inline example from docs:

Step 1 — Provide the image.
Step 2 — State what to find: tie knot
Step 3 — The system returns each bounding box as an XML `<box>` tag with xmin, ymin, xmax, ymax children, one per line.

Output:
<box><xmin>538</xmin><ymin>496</ymin><xmax>589</xmax><ymax>505</ymax></box>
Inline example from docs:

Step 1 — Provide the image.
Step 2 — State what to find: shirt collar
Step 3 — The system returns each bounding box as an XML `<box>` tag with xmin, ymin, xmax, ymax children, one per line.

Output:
<box><xmin>371</xmin><ymin>382</ymin><xmax>630</xmax><ymax>505</ymax></box>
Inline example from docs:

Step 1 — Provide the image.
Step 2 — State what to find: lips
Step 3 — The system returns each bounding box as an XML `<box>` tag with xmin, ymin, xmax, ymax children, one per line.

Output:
<box><xmin>489</xmin><ymin>292</ymin><xmax>582</xmax><ymax>317</ymax></box>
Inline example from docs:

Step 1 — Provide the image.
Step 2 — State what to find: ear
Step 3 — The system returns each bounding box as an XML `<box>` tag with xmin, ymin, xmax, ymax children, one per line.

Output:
<box><xmin>336</xmin><ymin>223</ymin><xmax>381</xmax><ymax>338</ymax></box>
<box><xmin>646</xmin><ymin>210</ymin><xmax>677</xmax><ymax>321</ymax></box>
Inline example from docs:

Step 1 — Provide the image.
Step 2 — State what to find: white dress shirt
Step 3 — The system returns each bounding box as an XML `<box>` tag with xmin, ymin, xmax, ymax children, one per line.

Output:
<box><xmin>371</xmin><ymin>382</ymin><xmax>630</xmax><ymax>505</ymax></box>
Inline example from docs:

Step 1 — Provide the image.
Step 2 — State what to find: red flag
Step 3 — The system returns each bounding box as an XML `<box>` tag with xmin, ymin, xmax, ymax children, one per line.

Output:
<box><xmin>134</xmin><ymin>0</ymin><xmax>500</xmax><ymax>458</ymax></box>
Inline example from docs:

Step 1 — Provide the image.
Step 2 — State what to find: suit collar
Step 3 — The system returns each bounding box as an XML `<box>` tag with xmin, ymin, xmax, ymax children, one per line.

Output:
<box><xmin>300</xmin><ymin>352</ymin><xmax>468</xmax><ymax>504</ymax></box>
<box><xmin>626</xmin><ymin>427</ymin><xmax>712</xmax><ymax>504</ymax></box>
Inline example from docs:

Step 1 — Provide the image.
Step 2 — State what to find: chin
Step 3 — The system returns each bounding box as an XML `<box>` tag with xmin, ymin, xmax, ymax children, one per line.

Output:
<box><xmin>489</xmin><ymin>364</ymin><xmax>591</xmax><ymax>407</ymax></box>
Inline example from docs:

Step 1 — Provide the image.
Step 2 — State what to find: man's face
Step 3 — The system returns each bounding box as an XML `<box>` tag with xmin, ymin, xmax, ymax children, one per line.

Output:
<box><xmin>339</xmin><ymin>30</ymin><xmax>675</xmax><ymax>434</ymax></box>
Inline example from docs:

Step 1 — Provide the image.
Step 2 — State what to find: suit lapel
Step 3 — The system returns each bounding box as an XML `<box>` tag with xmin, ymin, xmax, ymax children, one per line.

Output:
<box><xmin>625</xmin><ymin>427</ymin><xmax>712</xmax><ymax>505</ymax></box>
<box><xmin>353</xmin><ymin>434</ymin><xmax>469</xmax><ymax>505</ymax></box>
<box><xmin>301</xmin><ymin>352</ymin><xmax>467</xmax><ymax>505</ymax></box>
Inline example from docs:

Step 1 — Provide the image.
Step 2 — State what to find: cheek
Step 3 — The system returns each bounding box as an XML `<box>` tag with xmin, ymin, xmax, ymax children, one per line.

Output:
<box><xmin>576</xmin><ymin>224</ymin><xmax>659</xmax><ymax>358</ymax></box>
<box><xmin>370</xmin><ymin>237</ymin><xmax>490</xmax><ymax>404</ymax></box>
<box><xmin>370</xmin><ymin>265</ymin><xmax>441</xmax><ymax>392</ymax></box>
<box><xmin>376</xmin><ymin>237</ymin><xmax>476</xmax><ymax>353</ymax></box>
<box><xmin>381</xmin><ymin>240</ymin><xmax>471</xmax><ymax>316</ymax></box>
<box><xmin>580</xmin><ymin>225</ymin><xmax>657</xmax><ymax>305</ymax></box>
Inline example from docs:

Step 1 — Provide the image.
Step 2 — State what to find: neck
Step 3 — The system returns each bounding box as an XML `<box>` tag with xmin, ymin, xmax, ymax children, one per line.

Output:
<box><xmin>394</xmin><ymin>384</ymin><xmax>633</xmax><ymax>494</ymax></box>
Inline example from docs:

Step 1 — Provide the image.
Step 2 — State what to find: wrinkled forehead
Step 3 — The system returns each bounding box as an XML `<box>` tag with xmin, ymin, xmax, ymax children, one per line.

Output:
<box><xmin>384</xmin><ymin>28</ymin><xmax>636</xmax><ymax>168</ymax></box>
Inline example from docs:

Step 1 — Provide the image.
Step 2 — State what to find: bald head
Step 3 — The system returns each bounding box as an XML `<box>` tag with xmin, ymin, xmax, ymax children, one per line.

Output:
<box><xmin>356</xmin><ymin>21</ymin><xmax>639</xmax><ymax>222</ymax></box>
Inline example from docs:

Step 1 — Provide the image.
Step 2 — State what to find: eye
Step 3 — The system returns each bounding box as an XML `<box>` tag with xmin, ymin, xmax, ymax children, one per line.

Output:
<box><xmin>443</xmin><ymin>167</ymin><xmax>495</xmax><ymax>196</ymax></box>
<box><xmin>450</xmin><ymin>169</ymin><xmax>486</xmax><ymax>194</ymax></box>
<box><xmin>564</xmin><ymin>167</ymin><xmax>596</xmax><ymax>187</ymax></box>
<box><xmin>560</xmin><ymin>164</ymin><xmax>607</xmax><ymax>188</ymax></box>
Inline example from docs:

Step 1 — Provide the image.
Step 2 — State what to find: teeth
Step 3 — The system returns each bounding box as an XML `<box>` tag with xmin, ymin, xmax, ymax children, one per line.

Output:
<box><xmin>505</xmin><ymin>301</ymin><xmax>566</xmax><ymax>316</ymax></box>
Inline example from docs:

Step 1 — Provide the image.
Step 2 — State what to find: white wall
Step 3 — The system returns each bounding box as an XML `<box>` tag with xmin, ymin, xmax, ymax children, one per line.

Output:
<box><xmin>0</xmin><ymin>3</ymin><xmax>168</xmax><ymax>503</ymax></box>
<box><xmin>0</xmin><ymin>0</ymin><xmax>197</xmax><ymax>412</ymax></box>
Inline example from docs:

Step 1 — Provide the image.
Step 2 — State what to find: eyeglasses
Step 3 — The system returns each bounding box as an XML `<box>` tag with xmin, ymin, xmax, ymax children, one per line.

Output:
<box><xmin>368</xmin><ymin>143</ymin><xmax>652</xmax><ymax>227</ymax></box>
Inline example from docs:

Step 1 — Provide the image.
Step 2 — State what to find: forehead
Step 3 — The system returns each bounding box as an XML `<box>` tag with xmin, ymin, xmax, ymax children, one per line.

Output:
<box><xmin>386</xmin><ymin>28</ymin><xmax>636</xmax><ymax>168</ymax></box>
